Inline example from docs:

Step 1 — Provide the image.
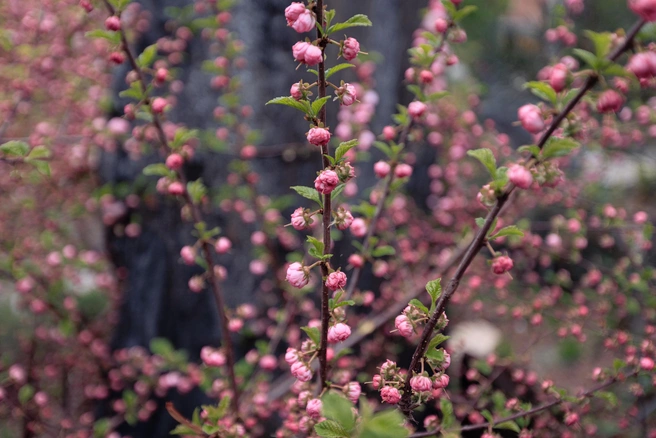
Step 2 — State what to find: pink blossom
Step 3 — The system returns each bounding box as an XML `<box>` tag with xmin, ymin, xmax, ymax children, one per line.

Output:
<box><xmin>434</xmin><ymin>17</ymin><xmax>448</xmax><ymax>33</ymax></box>
<box><xmin>627</xmin><ymin>52</ymin><xmax>656</xmax><ymax>79</ymax></box>
<box><xmin>380</xmin><ymin>386</ymin><xmax>401</xmax><ymax>404</ymax></box>
<box><xmin>395</xmin><ymin>163</ymin><xmax>413</xmax><ymax>178</ymax></box>
<box><xmin>374</xmin><ymin>161</ymin><xmax>391</xmax><ymax>178</ymax></box>
<box><xmin>508</xmin><ymin>164</ymin><xmax>533</xmax><ymax>189</ymax></box>
<box><xmin>342</xmin><ymin>37</ymin><xmax>360</xmax><ymax>61</ymax></box>
<box><xmin>303</xmin><ymin>45</ymin><xmax>323</xmax><ymax>66</ymax></box>
<box><xmin>285</xmin><ymin>348</ymin><xmax>300</xmax><ymax>365</ymax></box>
<box><xmin>382</xmin><ymin>126</ymin><xmax>396</xmax><ymax>140</ymax></box>
<box><xmin>285</xmin><ymin>3</ymin><xmax>306</xmax><ymax>26</ymax></box>
<box><xmin>328</xmin><ymin>323</ymin><xmax>351</xmax><ymax>343</ymax></box>
<box><xmin>291</xmin><ymin>207</ymin><xmax>311</xmax><ymax>230</ymax></box>
<box><xmin>306</xmin><ymin>398</ymin><xmax>322</xmax><ymax>419</ymax></box>
<box><xmin>432</xmin><ymin>374</ymin><xmax>450</xmax><ymax>389</ymax></box>
<box><xmin>105</xmin><ymin>16</ymin><xmax>121</xmax><ymax>31</ymax></box>
<box><xmin>350</xmin><ymin>218</ymin><xmax>367</xmax><ymax>237</ymax></box>
<box><xmin>188</xmin><ymin>276</ymin><xmax>204</xmax><ymax>292</ymax></box>
<box><xmin>307</xmin><ymin>127</ymin><xmax>331</xmax><ymax>146</ymax></box>
<box><xmin>314</xmin><ymin>169</ymin><xmax>340</xmax><ymax>194</ymax></box>
<box><xmin>564</xmin><ymin>412</ymin><xmax>579</xmax><ymax>426</ymax></box>
<box><xmin>180</xmin><ymin>246</ymin><xmax>196</xmax><ymax>265</ymax></box>
<box><xmin>259</xmin><ymin>355</ymin><xmax>277</xmax><ymax>370</ymax></box>
<box><xmin>334</xmin><ymin>207</ymin><xmax>354</xmax><ymax>230</ymax></box>
<box><xmin>550</xmin><ymin>63</ymin><xmax>568</xmax><ymax>92</ymax></box>
<box><xmin>291</xmin><ymin>82</ymin><xmax>303</xmax><ymax>100</ymax></box>
<box><xmin>201</xmin><ymin>347</ymin><xmax>226</xmax><ymax>367</ymax></box>
<box><xmin>326</xmin><ymin>271</ymin><xmax>347</xmax><ymax>291</ymax></box>
<box><xmin>596</xmin><ymin>90</ymin><xmax>624</xmax><ymax>113</ymax></box>
<box><xmin>640</xmin><ymin>357</ymin><xmax>655</xmax><ymax>370</ymax></box>
<box><xmin>395</xmin><ymin>314</ymin><xmax>414</xmax><ymax>337</ymax></box>
<box><xmin>629</xmin><ymin>0</ymin><xmax>656</xmax><ymax>21</ymax></box>
<box><xmin>291</xmin><ymin>9</ymin><xmax>316</xmax><ymax>33</ymax></box>
<box><xmin>151</xmin><ymin>97</ymin><xmax>168</xmax><ymax>114</ymax></box>
<box><xmin>286</xmin><ymin>262</ymin><xmax>309</xmax><ymax>288</ymax></box>
<box><xmin>492</xmin><ymin>255</ymin><xmax>514</xmax><ymax>275</ymax></box>
<box><xmin>215</xmin><ymin>237</ymin><xmax>232</xmax><ymax>254</ymax></box>
<box><xmin>348</xmin><ymin>254</ymin><xmax>364</xmax><ymax>268</ymax></box>
<box><xmin>291</xmin><ymin>361</ymin><xmax>313</xmax><ymax>382</ymax></box>
<box><xmin>518</xmin><ymin>104</ymin><xmax>544</xmax><ymax>134</ymax></box>
<box><xmin>634</xmin><ymin>211</ymin><xmax>648</xmax><ymax>224</ymax></box>
<box><xmin>338</xmin><ymin>83</ymin><xmax>357</xmax><ymax>106</ymax></box>
<box><xmin>292</xmin><ymin>41</ymin><xmax>311</xmax><ymax>62</ymax></box>
<box><xmin>408</xmin><ymin>101</ymin><xmax>427</xmax><ymax>119</ymax></box>
<box><xmin>345</xmin><ymin>382</ymin><xmax>361</xmax><ymax>403</ymax></box>
<box><xmin>166</xmin><ymin>153</ymin><xmax>184</xmax><ymax>170</ymax></box>
<box><xmin>168</xmin><ymin>181</ymin><xmax>185</xmax><ymax>196</ymax></box>
<box><xmin>410</xmin><ymin>375</ymin><xmax>432</xmax><ymax>392</ymax></box>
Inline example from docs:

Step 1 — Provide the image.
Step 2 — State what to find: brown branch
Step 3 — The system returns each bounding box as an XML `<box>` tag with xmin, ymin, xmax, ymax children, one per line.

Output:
<box><xmin>399</xmin><ymin>18</ymin><xmax>646</xmax><ymax>415</ymax></box>
<box><xmin>101</xmin><ymin>0</ymin><xmax>240</xmax><ymax>414</ymax></box>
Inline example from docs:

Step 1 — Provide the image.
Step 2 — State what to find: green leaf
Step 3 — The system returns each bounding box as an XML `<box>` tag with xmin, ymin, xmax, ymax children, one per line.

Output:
<box><xmin>541</xmin><ymin>137</ymin><xmax>580</xmax><ymax>159</ymax></box>
<box><xmin>314</xmin><ymin>420</ymin><xmax>350</xmax><ymax>438</ymax></box>
<box><xmin>603</xmin><ymin>62</ymin><xmax>631</xmax><ymax>78</ymax></box>
<box><xmin>494</xmin><ymin>421</ymin><xmax>521</xmax><ymax>433</ymax></box>
<box><xmin>150</xmin><ymin>337</ymin><xmax>174</xmax><ymax>356</ymax></box>
<box><xmin>311</xmin><ymin>96</ymin><xmax>331</xmax><ymax>117</ymax></box>
<box><xmin>31</xmin><ymin>160</ymin><xmax>50</xmax><ymax>176</ymax></box>
<box><xmin>137</xmin><ymin>44</ymin><xmax>158</xmax><ymax>68</ymax></box>
<box><xmin>372</xmin><ymin>245</ymin><xmax>395</xmax><ymax>257</ymax></box>
<box><xmin>187</xmin><ymin>179</ymin><xmax>207</xmax><ymax>204</ymax></box>
<box><xmin>301</xmin><ymin>326</ymin><xmax>321</xmax><ymax>345</ymax></box>
<box><xmin>489</xmin><ymin>225</ymin><xmax>524</xmax><ymax>240</ymax></box>
<box><xmin>0</xmin><ymin>140</ymin><xmax>29</xmax><ymax>157</ymax></box>
<box><xmin>409</xmin><ymin>298</ymin><xmax>429</xmax><ymax>314</ymax></box>
<box><xmin>427</xmin><ymin>91</ymin><xmax>449</xmax><ymax>102</ymax></box>
<box><xmin>291</xmin><ymin>185</ymin><xmax>322</xmax><ymax>206</ymax></box>
<box><xmin>26</xmin><ymin>145</ymin><xmax>51</xmax><ymax>160</ymax></box>
<box><xmin>572</xmin><ymin>48</ymin><xmax>600</xmax><ymax>71</ymax></box>
<box><xmin>85</xmin><ymin>29</ymin><xmax>121</xmax><ymax>45</ymax></box>
<box><xmin>440</xmin><ymin>398</ymin><xmax>455</xmax><ymax>429</ymax></box>
<box><xmin>119</xmin><ymin>81</ymin><xmax>144</xmax><ymax>100</ymax></box>
<box><xmin>427</xmin><ymin>333</ymin><xmax>449</xmax><ymax>351</ymax></box>
<box><xmin>143</xmin><ymin>163</ymin><xmax>171</xmax><ymax>177</ymax></box>
<box><xmin>359</xmin><ymin>409</ymin><xmax>409</xmax><ymax>438</ymax></box>
<box><xmin>266</xmin><ymin>96</ymin><xmax>311</xmax><ymax>114</ymax></box>
<box><xmin>452</xmin><ymin>5</ymin><xmax>478</xmax><ymax>22</ymax></box>
<box><xmin>327</xmin><ymin>14</ymin><xmax>372</xmax><ymax>34</ymax></box>
<box><xmin>170</xmin><ymin>425</ymin><xmax>198</xmax><ymax>435</ymax></box>
<box><xmin>426</xmin><ymin>278</ymin><xmax>442</xmax><ymax>309</ymax></box>
<box><xmin>335</xmin><ymin>140</ymin><xmax>358</xmax><ymax>162</ymax></box>
<box><xmin>467</xmin><ymin>148</ymin><xmax>497</xmax><ymax>177</ymax></box>
<box><xmin>596</xmin><ymin>391</ymin><xmax>618</xmax><ymax>407</ymax></box>
<box><xmin>307</xmin><ymin>236</ymin><xmax>324</xmax><ymax>254</ymax></box>
<box><xmin>584</xmin><ymin>30</ymin><xmax>612</xmax><ymax>58</ymax></box>
<box><xmin>322</xmin><ymin>392</ymin><xmax>356</xmax><ymax>431</ymax></box>
<box><xmin>18</xmin><ymin>385</ymin><xmax>34</xmax><ymax>404</ymax></box>
<box><xmin>475</xmin><ymin>217</ymin><xmax>486</xmax><ymax>227</ymax></box>
<box><xmin>325</xmin><ymin>63</ymin><xmax>355</xmax><ymax>80</ymax></box>
<box><xmin>524</xmin><ymin>81</ymin><xmax>558</xmax><ymax>104</ymax></box>
<box><xmin>373</xmin><ymin>141</ymin><xmax>393</xmax><ymax>158</ymax></box>
<box><xmin>518</xmin><ymin>144</ymin><xmax>540</xmax><ymax>157</ymax></box>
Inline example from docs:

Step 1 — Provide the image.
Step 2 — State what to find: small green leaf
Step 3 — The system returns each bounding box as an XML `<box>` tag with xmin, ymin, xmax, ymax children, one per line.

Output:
<box><xmin>170</xmin><ymin>425</ymin><xmax>198</xmax><ymax>435</ymax></box>
<box><xmin>572</xmin><ymin>48</ymin><xmax>600</xmax><ymax>71</ymax></box>
<box><xmin>359</xmin><ymin>409</ymin><xmax>409</xmax><ymax>438</ymax></box>
<box><xmin>0</xmin><ymin>140</ymin><xmax>29</xmax><ymax>157</ymax></box>
<box><xmin>409</xmin><ymin>299</ymin><xmax>429</xmax><ymax>314</ymax></box>
<box><xmin>489</xmin><ymin>225</ymin><xmax>524</xmax><ymax>240</ymax></box>
<box><xmin>427</xmin><ymin>333</ymin><xmax>449</xmax><ymax>351</ymax></box>
<box><xmin>494</xmin><ymin>421</ymin><xmax>521</xmax><ymax>433</ymax></box>
<box><xmin>307</xmin><ymin>236</ymin><xmax>324</xmax><ymax>254</ymax></box>
<box><xmin>467</xmin><ymin>148</ymin><xmax>497</xmax><ymax>177</ymax></box>
<box><xmin>85</xmin><ymin>29</ymin><xmax>121</xmax><ymax>45</ymax></box>
<box><xmin>518</xmin><ymin>144</ymin><xmax>540</xmax><ymax>157</ymax></box>
<box><xmin>440</xmin><ymin>398</ymin><xmax>455</xmax><ymax>429</ymax></box>
<box><xmin>18</xmin><ymin>385</ymin><xmax>34</xmax><ymax>404</ymax></box>
<box><xmin>321</xmin><ymin>392</ymin><xmax>356</xmax><ymax>431</ymax></box>
<box><xmin>137</xmin><ymin>44</ymin><xmax>158</xmax><ymax>68</ymax></box>
<box><xmin>371</xmin><ymin>245</ymin><xmax>395</xmax><ymax>257</ymax></box>
<box><xmin>301</xmin><ymin>326</ymin><xmax>321</xmax><ymax>345</ymax></box>
<box><xmin>314</xmin><ymin>420</ymin><xmax>349</xmax><ymax>438</ymax></box>
<box><xmin>291</xmin><ymin>185</ymin><xmax>322</xmax><ymax>206</ymax></box>
<box><xmin>187</xmin><ymin>179</ymin><xmax>207</xmax><ymax>204</ymax></box>
<box><xmin>325</xmin><ymin>63</ymin><xmax>355</xmax><ymax>79</ymax></box>
<box><xmin>426</xmin><ymin>278</ymin><xmax>441</xmax><ymax>309</ymax></box>
<box><xmin>603</xmin><ymin>63</ymin><xmax>631</xmax><ymax>78</ymax></box>
<box><xmin>143</xmin><ymin>163</ymin><xmax>171</xmax><ymax>177</ymax></box>
<box><xmin>596</xmin><ymin>391</ymin><xmax>618</xmax><ymax>407</ymax></box>
<box><xmin>373</xmin><ymin>141</ymin><xmax>393</xmax><ymax>158</ymax></box>
<box><xmin>334</xmin><ymin>140</ymin><xmax>358</xmax><ymax>162</ymax></box>
<box><xmin>31</xmin><ymin>160</ymin><xmax>50</xmax><ymax>176</ymax></box>
<box><xmin>524</xmin><ymin>81</ymin><xmax>558</xmax><ymax>104</ymax></box>
<box><xmin>150</xmin><ymin>337</ymin><xmax>174</xmax><ymax>356</ymax></box>
<box><xmin>584</xmin><ymin>30</ymin><xmax>612</xmax><ymax>58</ymax></box>
<box><xmin>327</xmin><ymin>14</ymin><xmax>372</xmax><ymax>34</ymax></box>
<box><xmin>475</xmin><ymin>217</ymin><xmax>486</xmax><ymax>227</ymax></box>
<box><xmin>26</xmin><ymin>145</ymin><xmax>51</xmax><ymax>160</ymax></box>
<box><xmin>452</xmin><ymin>5</ymin><xmax>478</xmax><ymax>22</ymax></box>
<box><xmin>266</xmin><ymin>96</ymin><xmax>311</xmax><ymax>114</ymax></box>
<box><xmin>311</xmin><ymin>96</ymin><xmax>331</xmax><ymax>117</ymax></box>
<box><xmin>541</xmin><ymin>137</ymin><xmax>580</xmax><ymax>159</ymax></box>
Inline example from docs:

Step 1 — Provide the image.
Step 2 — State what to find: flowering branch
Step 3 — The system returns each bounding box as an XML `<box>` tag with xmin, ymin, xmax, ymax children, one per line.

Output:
<box><xmin>398</xmin><ymin>17</ymin><xmax>648</xmax><ymax>416</ymax></box>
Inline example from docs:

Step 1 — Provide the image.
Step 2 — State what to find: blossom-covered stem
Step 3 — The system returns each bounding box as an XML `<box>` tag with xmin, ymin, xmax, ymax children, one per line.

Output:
<box><xmin>345</xmin><ymin>120</ymin><xmax>413</xmax><ymax>300</ymax></box>
<box><xmin>399</xmin><ymin>19</ymin><xmax>646</xmax><ymax>415</ymax></box>
<box><xmin>102</xmin><ymin>0</ymin><xmax>240</xmax><ymax>414</ymax></box>
<box><xmin>315</xmin><ymin>0</ymin><xmax>332</xmax><ymax>391</ymax></box>
<box><xmin>408</xmin><ymin>371</ymin><xmax>640</xmax><ymax>437</ymax></box>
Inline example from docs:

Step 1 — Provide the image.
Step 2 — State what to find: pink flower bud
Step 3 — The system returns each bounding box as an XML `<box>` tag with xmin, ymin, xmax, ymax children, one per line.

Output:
<box><xmin>188</xmin><ymin>276</ymin><xmax>204</xmax><ymax>292</ymax></box>
<box><xmin>291</xmin><ymin>82</ymin><xmax>303</xmax><ymax>100</ymax></box>
<box><xmin>550</xmin><ymin>63</ymin><xmax>568</xmax><ymax>92</ymax></box>
<box><xmin>518</xmin><ymin>104</ymin><xmax>544</xmax><ymax>134</ymax></box>
<box><xmin>286</xmin><ymin>262</ymin><xmax>309</xmax><ymax>288</ymax></box>
<box><xmin>395</xmin><ymin>163</ymin><xmax>413</xmax><ymax>178</ymax></box>
<box><xmin>640</xmin><ymin>357</ymin><xmax>655</xmax><ymax>370</ymax></box>
<box><xmin>342</xmin><ymin>37</ymin><xmax>360</xmax><ymax>61</ymax></box>
<box><xmin>166</xmin><ymin>153</ymin><xmax>184</xmax><ymax>170</ymax></box>
<box><xmin>348</xmin><ymin>254</ymin><xmax>364</xmax><ymax>268</ymax></box>
<box><xmin>338</xmin><ymin>83</ymin><xmax>357</xmax><ymax>106</ymax></box>
<box><xmin>306</xmin><ymin>398</ymin><xmax>322</xmax><ymax>419</ymax></box>
<box><xmin>433</xmin><ymin>374</ymin><xmax>450</xmax><ymax>389</ymax></box>
<box><xmin>434</xmin><ymin>18</ymin><xmax>448</xmax><ymax>33</ymax></box>
<box><xmin>180</xmin><ymin>246</ymin><xmax>196</xmax><ymax>265</ymax></box>
<box><xmin>156</xmin><ymin>68</ymin><xmax>168</xmax><ymax>83</ymax></box>
<box><xmin>291</xmin><ymin>9</ymin><xmax>316</xmax><ymax>33</ymax></box>
<box><xmin>105</xmin><ymin>16</ymin><xmax>121</xmax><ymax>31</ymax></box>
<box><xmin>291</xmin><ymin>207</ymin><xmax>311</xmax><ymax>230</ymax></box>
<box><xmin>410</xmin><ymin>375</ymin><xmax>432</xmax><ymax>392</ymax></box>
<box><xmin>325</xmin><ymin>271</ymin><xmax>347</xmax><ymax>291</ymax></box>
<box><xmin>627</xmin><ymin>52</ymin><xmax>656</xmax><ymax>79</ymax></box>
<box><xmin>374</xmin><ymin>161</ymin><xmax>391</xmax><ymax>178</ymax></box>
<box><xmin>292</xmin><ymin>41</ymin><xmax>311</xmax><ymax>62</ymax></box>
<box><xmin>382</xmin><ymin>126</ymin><xmax>396</xmax><ymax>140</ymax></box>
<box><xmin>285</xmin><ymin>348</ymin><xmax>300</xmax><ymax>365</ymax></box>
<box><xmin>395</xmin><ymin>314</ymin><xmax>414</xmax><ymax>337</ymax></box>
<box><xmin>596</xmin><ymin>90</ymin><xmax>624</xmax><ymax>113</ymax></box>
<box><xmin>285</xmin><ymin>2</ymin><xmax>307</xmax><ymax>25</ymax></box>
<box><xmin>167</xmin><ymin>181</ymin><xmax>185</xmax><ymax>196</ymax></box>
<box><xmin>201</xmin><ymin>347</ymin><xmax>226</xmax><ymax>367</ymax></box>
<box><xmin>290</xmin><ymin>361</ymin><xmax>313</xmax><ymax>382</ymax></box>
<box><xmin>334</xmin><ymin>207</ymin><xmax>354</xmax><ymax>231</ymax></box>
<box><xmin>109</xmin><ymin>52</ymin><xmax>125</xmax><ymax>64</ymax></box>
<box><xmin>307</xmin><ymin>127</ymin><xmax>331</xmax><ymax>146</ymax></box>
<box><xmin>629</xmin><ymin>0</ymin><xmax>656</xmax><ymax>22</ymax></box>
<box><xmin>215</xmin><ymin>237</ymin><xmax>232</xmax><ymax>254</ymax></box>
<box><xmin>408</xmin><ymin>101</ymin><xmax>427</xmax><ymax>119</ymax></box>
<box><xmin>380</xmin><ymin>386</ymin><xmax>401</xmax><ymax>404</ymax></box>
<box><xmin>328</xmin><ymin>323</ymin><xmax>351</xmax><ymax>343</ymax></box>
<box><xmin>314</xmin><ymin>169</ymin><xmax>340</xmax><ymax>194</ymax></box>
<box><xmin>492</xmin><ymin>255</ymin><xmax>514</xmax><ymax>275</ymax></box>
<box><xmin>508</xmin><ymin>164</ymin><xmax>533</xmax><ymax>189</ymax></box>
<box><xmin>151</xmin><ymin>97</ymin><xmax>168</xmax><ymax>114</ymax></box>
<box><xmin>350</xmin><ymin>218</ymin><xmax>367</xmax><ymax>237</ymax></box>
<box><xmin>564</xmin><ymin>412</ymin><xmax>579</xmax><ymax>426</ymax></box>
<box><xmin>304</xmin><ymin>45</ymin><xmax>323</xmax><ymax>66</ymax></box>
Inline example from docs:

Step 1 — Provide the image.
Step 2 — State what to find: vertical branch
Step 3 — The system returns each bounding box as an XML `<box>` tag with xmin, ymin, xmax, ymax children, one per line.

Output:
<box><xmin>315</xmin><ymin>0</ymin><xmax>331</xmax><ymax>391</ymax></box>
